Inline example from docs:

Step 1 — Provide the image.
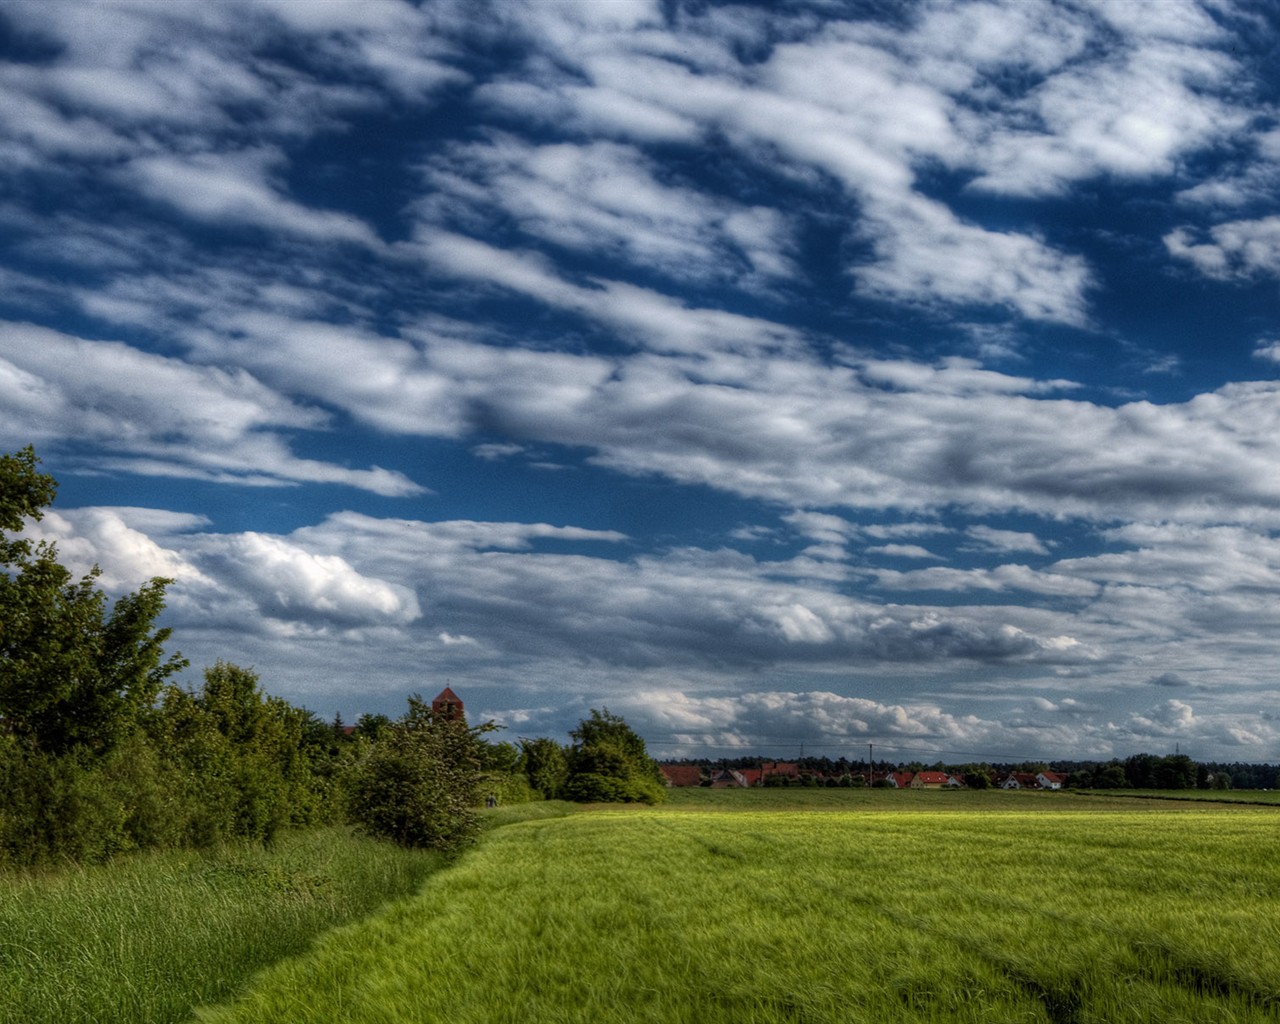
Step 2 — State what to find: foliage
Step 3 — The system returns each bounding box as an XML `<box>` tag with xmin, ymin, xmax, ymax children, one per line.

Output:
<box><xmin>520</xmin><ymin>735</ymin><xmax>568</xmax><ymax>799</ymax></box>
<box><xmin>344</xmin><ymin>694</ymin><xmax>489</xmax><ymax>853</ymax></box>
<box><xmin>0</xmin><ymin>447</ymin><xmax>187</xmax><ymax>755</ymax></box>
<box><xmin>188</xmin><ymin>661</ymin><xmax>337</xmax><ymax>841</ymax></box>
<box><xmin>474</xmin><ymin>739</ymin><xmax>539</xmax><ymax>805</ymax></box>
<box><xmin>562</xmin><ymin>708</ymin><xmax>665</xmax><ymax>804</ymax></box>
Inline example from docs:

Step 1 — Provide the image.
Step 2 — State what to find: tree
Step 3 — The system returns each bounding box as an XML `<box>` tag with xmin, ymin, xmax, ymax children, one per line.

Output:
<box><xmin>562</xmin><ymin>708</ymin><xmax>665</xmax><ymax>804</ymax></box>
<box><xmin>520</xmin><ymin>735</ymin><xmax>568</xmax><ymax>799</ymax></box>
<box><xmin>344</xmin><ymin>694</ymin><xmax>490</xmax><ymax>852</ymax></box>
<box><xmin>1094</xmin><ymin>762</ymin><xmax>1128</xmax><ymax>788</ymax></box>
<box><xmin>0</xmin><ymin>447</ymin><xmax>186</xmax><ymax>754</ymax></box>
<box><xmin>354</xmin><ymin>712</ymin><xmax>392</xmax><ymax>741</ymax></box>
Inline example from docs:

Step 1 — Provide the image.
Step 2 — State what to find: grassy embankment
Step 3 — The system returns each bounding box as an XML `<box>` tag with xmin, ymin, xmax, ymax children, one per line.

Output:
<box><xmin>0</xmin><ymin>826</ymin><xmax>449</xmax><ymax>1024</ymax></box>
<box><xmin>195</xmin><ymin>790</ymin><xmax>1280</xmax><ymax>1023</ymax></box>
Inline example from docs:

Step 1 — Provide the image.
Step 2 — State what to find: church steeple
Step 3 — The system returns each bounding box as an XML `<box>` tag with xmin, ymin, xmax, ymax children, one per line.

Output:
<box><xmin>431</xmin><ymin>686</ymin><xmax>464</xmax><ymax>722</ymax></box>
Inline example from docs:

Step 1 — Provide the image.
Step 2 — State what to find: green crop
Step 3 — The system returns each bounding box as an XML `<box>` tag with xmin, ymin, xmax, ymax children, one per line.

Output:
<box><xmin>196</xmin><ymin>801</ymin><xmax>1280</xmax><ymax>1023</ymax></box>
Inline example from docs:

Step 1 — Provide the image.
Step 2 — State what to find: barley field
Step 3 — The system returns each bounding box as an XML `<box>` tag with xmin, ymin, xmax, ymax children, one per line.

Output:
<box><xmin>196</xmin><ymin>796</ymin><xmax>1280</xmax><ymax>1023</ymax></box>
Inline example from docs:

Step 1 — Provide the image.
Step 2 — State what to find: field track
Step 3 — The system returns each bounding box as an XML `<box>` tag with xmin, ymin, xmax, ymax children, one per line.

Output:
<box><xmin>196</xmin><ymin>793</ymin><xmax>1280</xmax><ymax>1023</ymax></box>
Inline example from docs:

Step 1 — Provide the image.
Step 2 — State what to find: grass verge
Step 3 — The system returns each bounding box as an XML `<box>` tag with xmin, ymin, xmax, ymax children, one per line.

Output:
<box><xmin>0</xmin><ymin>826</ymin><xmax>445</xmax><ymax>1024</ymax></box>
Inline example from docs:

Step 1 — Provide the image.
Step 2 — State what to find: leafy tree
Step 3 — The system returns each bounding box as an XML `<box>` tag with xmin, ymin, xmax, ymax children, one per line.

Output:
<box><xmin>562</xmin><ymin>708</ymin><xmax>664</xmax><ymax>804</ymax></box>
<box><xmin>345</xmin><ymin>694</ymin><xmax>490</xmax><ymax>852</ymax></box>
<box><xmin>1094</xmin><ymin>762</ymin><xmax>1128</xmax><ymax>788</ymax></box>
<box><xmin>963</xmin><ymin>766</ymin><xmax>993</xmax><ymax>790</ymax></box>
<box><xmin>520</xmin><ymin>735</ymin><xmax>568</xmax><ymax>799</ymax></box>
<box><xmin>354</xmin><ymin>712</ymin><xmax>392</xmax><ymax>741</ymax></box>
<box><xmin>195</xmin><ymin>661</ymin><xmax>333</xmax><ymax>840</ymax></box>
<box><xmin>0</xmin><ymin>447</ymin><xmax>186</xmax><ymax>754</ymax></box>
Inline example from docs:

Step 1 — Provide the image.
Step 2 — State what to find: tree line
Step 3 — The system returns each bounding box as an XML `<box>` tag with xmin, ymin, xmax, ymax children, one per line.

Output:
<box><xmin>0</xmin><ymin>447</ymin><xmax>662</xmax><ymax>869</ymax></box>
<box><xmin>700</xmin><ymin>753</ymin><xmax>1276</xmax><ymax>790</ymax></box>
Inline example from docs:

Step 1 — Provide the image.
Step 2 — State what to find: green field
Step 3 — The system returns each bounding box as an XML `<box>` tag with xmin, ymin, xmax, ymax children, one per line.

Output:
<box><xmin>193</xmin><ymin>793</ymin><xmax>1280</xmax><ymax>1023</ymax></box>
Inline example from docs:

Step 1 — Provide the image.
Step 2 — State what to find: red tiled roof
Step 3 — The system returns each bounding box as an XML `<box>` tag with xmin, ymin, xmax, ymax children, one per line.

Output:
<box><xmin>914</xmin><ymin>771</ymin><xmax>950</xmax><ymax>785</ymax></box>
<box><xmin>761</xmin><ymin>761</ymin><xmax>799</xmax><ymax>776</ymax></box>
<box><xmin>660</xmin><ymin>764</ymin><xmax>703</xmax><ymax>787</ymax></box>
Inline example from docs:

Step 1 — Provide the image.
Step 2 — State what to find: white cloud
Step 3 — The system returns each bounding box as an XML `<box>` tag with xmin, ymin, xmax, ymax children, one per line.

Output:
<box><xmin>965</xmin><ymin>525</ymin><xmax>1051</xmax><ymax>556</ymax></box>
<box><xmin>205</xmin><ymin>532</ymin><xmax>421</xmax><ymax>628</ymax></box>
<box><xmin>874</xmin><ymin>564</ymin><xmax>1100</xmax><ymax>599</ymax></box>
<box><xmin>1166</xmin><ymin>217</ymin><xmax>1280</xmax><ymax>280</ymax></box>
<box><xmin>594</xmin><ymin>687</ymin><xmax>1255</xmax><ymax>762</ymax></box>
<box><xmin>418</xmin><ymin>136</ymin><xmax>796</xmax><ymax>287</ymax></box>
<box><xmin>1256</xmin><ymin>340</ymin><xmax>1280</xmax><ymax>364</ymax></box>
<box><xmin>26</xmin><ymin>507</ymin><xmax>209</xmax><ymax>592</ymax></box>
<box><xmin>867</xmin><ymin>544</ymin><xmax>938</xmax><ymax>560</ymax></box>
<box><xmin>125</xmin><ymin>149</ymin><xmax>382</xmax><ymax>246</ymax></box>
<box><xmin>0</xmin><ymin>322</ymin><xmax>421</xmax><ymax>495</ymax></box>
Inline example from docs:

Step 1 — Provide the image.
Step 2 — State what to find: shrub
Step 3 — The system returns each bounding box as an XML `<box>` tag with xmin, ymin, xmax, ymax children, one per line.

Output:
<box><xmin>344</xmin><ymin>695</ymin><xmax>486</xmax><ymax>853</ymax></box>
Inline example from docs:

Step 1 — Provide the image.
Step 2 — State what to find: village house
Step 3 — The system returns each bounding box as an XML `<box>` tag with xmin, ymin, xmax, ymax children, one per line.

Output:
<box><xmin>660</xmin><ymin>764</ymin><xmax>704</xmax><ymax>788</ymax></box>
<box><xmin>1036</xmin><ymin>771</ymin><xmax>1067</xmax><ymax>790</ymax></box>
<box><xmin>710</xmin><ymin>768</ymin><xmax>750</xmax><ymax>788</ymax></box>
<box><xmin>1000</xmin><ymin>772</ymin><xmax>1042</xmax><ymax>790</ymax></box>
<box><xmin>760</xmin><ymin>761</ymin><xmax>800</xmax><ymax>784</ymax></box>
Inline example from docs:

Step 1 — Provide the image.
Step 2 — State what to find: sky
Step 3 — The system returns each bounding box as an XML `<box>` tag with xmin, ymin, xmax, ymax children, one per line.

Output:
<box><xmin>4</xmin><ymin>0</ymin><xmax>1280</xmax><ymax>764</ymax></box>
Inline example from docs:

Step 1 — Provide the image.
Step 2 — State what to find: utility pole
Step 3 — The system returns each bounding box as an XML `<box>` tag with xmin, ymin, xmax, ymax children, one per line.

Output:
<box><xmin>869</xmin><ymin>742</ymin><xmax>873</xmax><ymax>785</ymax></box>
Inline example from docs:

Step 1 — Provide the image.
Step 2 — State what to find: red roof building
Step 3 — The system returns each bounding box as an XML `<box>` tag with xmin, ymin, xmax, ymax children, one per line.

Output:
<box><xmin>760</xmin><ymin>761</ymin><xmax>800</xmax><ymax>782</ymax></box>
<box><xmin>431</xmin><ymin>686</ymin><xmax>465</xmax><ymax>722</ymax></box>
<box><xmin>1036</xmin><ymin>771</ymin><xmax>1067</xmax><ymax>790</ymax></box>
<box><xmin>660</xmin><ymin>764</ymin><xmax>704</xmax><ymax>787</ymax></box>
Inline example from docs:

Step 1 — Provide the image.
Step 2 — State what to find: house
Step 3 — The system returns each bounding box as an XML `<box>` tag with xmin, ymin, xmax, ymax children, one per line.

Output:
<box><xmin>888</xmin><ymin>771</ymin><xmax>914</xmax><ymax>789</ymax></box>
<box><xmin>710</xmin><ymin>769</ymin><xmax>750</xmax><ymax>788</ymax></box>
<box><xmin>760</xmin><ymin>761</ymin><xmax>800</xmax><ymax>783</ymax></box>
<box><xmin>738</xmin><ymin>768</ymin><xmax>764</xmax><ymax>787</ymax></box>
<box><xmin>909</xmin><ymin>771</ymin><xmax>951</xmax><ymax>789</ymax></box>
<box><xmin>1000</xmin><ymin>772</ymin><xmax>1041</xmax><ymax>790</ymax></box>
<box><xmin>660</xmin><ymin>764</ymin><xmax>704</xmax><ymax>788</ymax></box>
<box><xmin>1036</xmin><ymin>771</ymin><xmax>1067</xmax><ymax>790</ymax></box>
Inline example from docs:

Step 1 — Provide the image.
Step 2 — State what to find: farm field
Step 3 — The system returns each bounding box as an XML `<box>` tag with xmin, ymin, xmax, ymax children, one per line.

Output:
<box><xmin>197</xmin><ymin>797</ymin><xmax>1280</xmax><ymax>1023</ymax></box>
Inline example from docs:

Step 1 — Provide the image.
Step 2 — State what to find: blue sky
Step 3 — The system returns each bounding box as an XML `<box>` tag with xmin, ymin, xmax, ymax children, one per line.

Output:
<box><xmin>4</xmin><ymin>0</ymin><xmax>1280</xmax><ymax>762</ymax></box>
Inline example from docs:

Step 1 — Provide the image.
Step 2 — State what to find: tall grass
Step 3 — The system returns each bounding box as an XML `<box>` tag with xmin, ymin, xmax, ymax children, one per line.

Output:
<box><xmin>0</xmin><ymin>827</ymin><xmax>444</xmax><ymax>1024</ymax></box>
<box><xmin>196</xmin><ymin>802</ymin><xmax>1280</xmax><ymax>1023</ymax></box>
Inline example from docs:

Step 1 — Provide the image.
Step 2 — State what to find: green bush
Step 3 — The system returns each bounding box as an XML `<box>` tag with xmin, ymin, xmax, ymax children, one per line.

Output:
<box><xmin>344</xmin><ymin>696</ymin><xmax>486</xmax><ymax>853</ymax></box>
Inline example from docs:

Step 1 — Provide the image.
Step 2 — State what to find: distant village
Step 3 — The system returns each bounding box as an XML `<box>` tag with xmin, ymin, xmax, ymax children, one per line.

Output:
<box><xmin>659</xmin><ymin>761</ymin><xmax>1066</xmax><ymax>791</ymax></box>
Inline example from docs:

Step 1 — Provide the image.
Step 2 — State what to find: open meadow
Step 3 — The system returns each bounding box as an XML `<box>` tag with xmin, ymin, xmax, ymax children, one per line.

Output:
<box><xmin>193</xmin><ymin>791</ymin><xmax>1280</xmax><ymax>1024</ymax></box>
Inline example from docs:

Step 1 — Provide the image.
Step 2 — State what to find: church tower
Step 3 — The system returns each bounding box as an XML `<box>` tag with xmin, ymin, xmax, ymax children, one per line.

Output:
<box><xmin>431</xmin><ymin>686</ymin><xmax>465</xmax><ymax>722</ymax></box>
